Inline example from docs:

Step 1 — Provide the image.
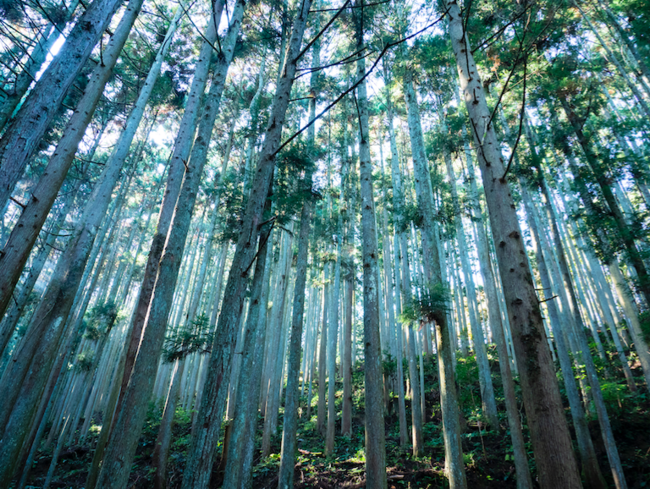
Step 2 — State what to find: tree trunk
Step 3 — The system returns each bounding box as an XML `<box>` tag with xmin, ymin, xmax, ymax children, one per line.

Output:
<box><xmin>463</xmin><ymin>141</ymin><xmax>533</xmax><ymax>489</ymax></box>
<box><xmin>0</xmin><ymin>145</ymin><xmax>138</xmax><ymax>485</ymax></box>
<box><xmin>519</xmin><ymin>180</ymin><xmax>607</xmax><ymax>489</ymax></box>
<box><xmin>0</xmin><ymin>0</ymin><xmax>150</xmax><ymax>321</ymax></box>
<box><xmin>0</xmin><ymin>0</ymin><xmax>124</xmax><ymax>209</ymax></box>
<box><xmin>116</xmin><ymin>3</ymin><xmax>224</xmax><ymax>412</ymax></box>
<box><xmin>0</xmin><ymin>0</ymin><xmax>81</xmax><ymax>132</ymax></box>
<box><xmin>96</xmin><ymin>4</ymin><xmax>245</xmax><ymax>487</ymax></box>
<box><xmin>353</xmin><ymin>6</ymin><xmax>386</xmax><ymax>485</ymax></box>
<box><xmin>278</xmin><ymin>35</ymin><xmax>320</xmax><ymax>484</ymax></box>
<box><xmin>180</xmin><ymin>1</ymin><xmax>313</xmax><ymax>484</ymax></box>
<box><xmin>277</xmin><ymin>189</ymin><xmax>314</xmax><ymax>488</ymax></box>
<box><xmin>222</xmin><ymin>193</ymin><xmax>273</xmax><ymax>488</ymax></box>
<box><xmin>446</xmin><ymin>3</ymin><xmax>582</xmax><ymax>486</ymax></box>
<box><xmin>560</xmin><ymin>99</ymin><xmax>650</xmax><ymax>308</ymax></box>
<box><xmin>382</xmin><ymin>65</ymin><xmax>411</xmax><ymax>448</ymax></box>
<box><xmin>443</xmin><ymin>142</ymin><xmax>498</xmax><ymax>428</ymax></box>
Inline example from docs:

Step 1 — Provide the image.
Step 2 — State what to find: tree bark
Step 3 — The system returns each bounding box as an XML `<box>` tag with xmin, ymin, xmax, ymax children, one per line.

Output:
<box><xmin>96</xmin><ymin>4</ymin><xmax>245</xmax><ymax>486</ymax></box>
<box><xmin>0</xmin><ymin>0</ymin><xmax>150</xmax><ymax>321</ymax></box>
<box><xmin>353</xmin><ymin>5</ymin><xmax>386</xmax><ymax>485</ymax></box>
<box><xmin>0</xmin><ymin>0</ymin><xmax>124</xmax><ymax>209</ymax></box>
<box><xmin>446</xmin><ymin>3</ymin><xmax>582</xmax><ymax>486</ymax></box>
<box><xmin>0</xmin><ymin>0</ymin><xmax>82</xmax><ymax>132</ymax></box>
<box><xmin>180</xmin><ymin>1</ymin><xmax>313</xmax><ymax>484</ymax></box>
<box><xmin>443</xmin><ymin>142</ymin><xmax>498</xmax><ymax>428</ymax></box>
<box><xmin>462</xmin><ymin>140</ymin><xmax>533</xmax><ymax>489</ymax></box>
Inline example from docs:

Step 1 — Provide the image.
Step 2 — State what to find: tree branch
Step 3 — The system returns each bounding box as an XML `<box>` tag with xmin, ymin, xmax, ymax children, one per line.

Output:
<box><xmin>501</xmin><ymin>55</ymin><xmax>527</xmax><ymax>180</ymax></box>
<box><xmin>276</xmin><ymin>8</ymin><xmax>451</xmax><ymax>154</ymax></box>
<box><xmin>295</xmin><ymin>0</ymin><xmax>352</xmax><ymax>64</ymax></box>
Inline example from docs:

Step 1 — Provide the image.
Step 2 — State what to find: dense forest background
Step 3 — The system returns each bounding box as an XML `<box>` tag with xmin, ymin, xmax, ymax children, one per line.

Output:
<box><xmin>0</xmin><ymin>0</ymin><xmax>649</xmax><ymax>487</ymax></box>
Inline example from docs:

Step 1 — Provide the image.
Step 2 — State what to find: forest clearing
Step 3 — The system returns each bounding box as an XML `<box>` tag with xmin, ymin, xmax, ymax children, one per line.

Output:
<box><xmin>0</xmin><ymin>0</ymin><xmax>650</xmax><ymax>487</ymax></box>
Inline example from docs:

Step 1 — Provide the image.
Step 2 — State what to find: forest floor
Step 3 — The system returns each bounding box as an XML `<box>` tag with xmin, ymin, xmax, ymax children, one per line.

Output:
<box><xmin>24</xmin><ymin>349</ymin><xmax>650</xmax><ymax>488</ymax></box>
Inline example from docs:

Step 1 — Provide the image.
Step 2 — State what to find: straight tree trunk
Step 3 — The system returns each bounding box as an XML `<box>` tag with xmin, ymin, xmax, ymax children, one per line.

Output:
<box><xmin>277</xmin><ymin>187</ymin><xmax>314</xmax><ymax>488</ymax></box>
<box><xmin>0</xmin><ymin>0</ymin><xmax>81</xmax><ymax>132</ymax></box>
<box><xmin>317</xmin><ymin>271</ymin><xmax>329</xmax><ymax>434</ymax></box>
<box><xmin>261</xmin><ymin>230</ymin><xmax>293</xmax><ymax>456</ymax></box>
<box><xmin>277</xmin><ymin>38</ymin><xmax>320</xmax><ymax>485</ymax></box>
<box><xmin>351</xmin><ymin>6</ymin><xmax>387</xmax><ymax>487</ymax></box>
<box><xmin>0</xmin><ymin>136</ymin><xmax>140</xmax><ymax>485</ymax></box>
<box><xmin>116</xmin><ymin>4</ymin><xmax>223</xmax><ymax>411</ymax></box>
<box><xmin>382</xmin><ymin>64</ymin><xmax>411</xmax><ymax>448</ymax></box>
<box><xmin>462</xmin><ymin>141</ymin><xmax>533</xmax><ymax>489</ymax></box>
<box><xmin>443</xmin><ymin>142</ymin><xmax>498</xmax><ymax>428</ymax></box>
<box><xmin>0</xmin><ymin>0</ymin><xmax>124</xmax><ymax>209</ymax></box>
<box><xmin>180</xmin><ymin>1</ymin><xmax>313</xmax><ymax>485</ymax></box>
<box><xmin>519</xmin><ymin>180</ymin><xmax>607</xmax><ymax>489</ymax></box>
<box><xmin>222</xmin><ymin>191</ymin><xmax>273</xmax><ymax>489</ymax></box>
<box><xmin>0</xmin><ymin>0</ymin><xmax>149</xmax><ymax>321</ymax></box>
<box><xmin>446</xmin><ymin>3</ymin><xmax>582</xmax><ymax>486</ymax></box>
<box><xmin>400</xmin><ymin>66</ymin><xmax>466</xmax><ymax>483</ymax></box>
<box><xmin>572</xmin><ymin>0</ymin><xmax>650</xmax><ymax>118</ymax></box>
<box><xmin>560</xmin><ymin>99</ymin><xmax>650</xmax><ymax>308</ymax></box>
<box><xmin>95</xmin><ymin>5</ymin><xmax>245</xmax><ymax>487</ymax></box>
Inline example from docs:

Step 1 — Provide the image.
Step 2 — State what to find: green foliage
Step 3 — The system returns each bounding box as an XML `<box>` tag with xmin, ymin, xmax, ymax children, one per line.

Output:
<box><xmin>84</xmin><ymin>301</ymin><xmax>119</xmax><ymax>341</ymax></box>
<box><xmin>399</xmin><ymin>283</ymin><xmax>451</xmax><ymax>326</ymax></box>
<box><xmin>75</xmin><ymin>350</ymin><xmax>95</xmax><ymax>372</ymax></box>
<box><xmin>272</xmin><ymin>141</ymin><xmax>317</xmax><ymax>221</ymax></box>
<box><xmin>639</xmin><ymin>312</ymin><xmax>650</xmax><ymax>343</ymax></box>
<box><xmin>0</xmin><ymin>0</ymin><xmax>24</xmax><ymax>22</ymax></box>
<box><xmin>599</xmin><ymin>380</ymin><xmax>639</xmax><ymax>416</ymax></box>
<box><xmin>382</xmin><ymin>351</ymin><xmax>397</xmax><ymax>377</ymax></box>
<box><xmin>162</xmin><ymin>314</ymin><xmax>213</xmax><ymax>362</ymax></box>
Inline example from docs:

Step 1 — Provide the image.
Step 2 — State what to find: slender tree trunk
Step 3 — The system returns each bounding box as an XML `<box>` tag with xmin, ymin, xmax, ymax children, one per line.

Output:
<box><xmin>0</xmin><ymin>0</ymin><xmax>124</xmax><ymax>209</ymax></box>
<box><xmin>261</xmin><ymin>231</ymin><xmax>293</xmax><ymax>455</ymax></box>
<box><xmin>277</xmin><ymin>36</ymin><xmax>320</xmax><ymax>484</ymax></box>
<box><xmin>561</xmin><ymin>99</ymin><xmax>650</xmax><ymax>307</ymax></box>
<box><xmin>277</xmin><ymin>187</ymin><xmax>314</xmax><ymax>488</ymax></box>
<box><xmin>446</xmin><ymin>3</ymin><xmax>582</xmax><ymax>486</ymax></box>
<box><xmin>96</xmin><ymin>5</ymin><xmax>245</xmax><ymax>487</ymax></box>
<box><xmin>443</xmin><ymin>144</ymin><xmax>498</xmax><ymax>427</ymax></box>
<box><xmin>0</xmin><ymin>143</ymin><xmax>138</xmax><ymax>485</ymax></box>
<box><xmin>0</xmin><ymin>0</ymin><xmax>81</xmax><ymax>132</ymax></box>
<box><xmin>353</xmin><ymin>6</ymin><xmax>386</xmax><ymax>485</ymax></box>
<box><xmin>572</xmin><ymin>0</ymin><xmax>650</xmax><ymax>118</ymax></box>
<box><xmin>382</xmin><ymin>65</ymin><xmax>410</xmax><ymax>447</ymax></box>
<box><xmin>608</xmin><ymin>260</ymin><xmax>650</xmax><ymax>392</ymax></box>
<box><xmin>222</xmin><ymin>191</ymin><xmax>273</xmax><ymax>488</ymax></box>
<box><xmin>317</xmin><ymin>267</ymin><xmax>329</xmax><ymax>435</ymax></box>
<box><xmin>116</xmin><ymin>4</ymin><xmax>223</xmax><ymax>413</ymax></box>
<box><xmin>181</xmin><ymin>2</ymin><xmax>313</xmax><ymax>484</ymax></box>
<box><xmin>463</xmin><ymin>142</ymin><xmax>533</xmax><ymax>489</ymax></box>
<box><xmin>0</xmin><ymin>0</ymin><xmax>149</xmax><ymax>322</ymax></box>
<box><xmin>519</xmin><ymin>180</ymin><xmax>607</xmax><ymax>489</ymax></box>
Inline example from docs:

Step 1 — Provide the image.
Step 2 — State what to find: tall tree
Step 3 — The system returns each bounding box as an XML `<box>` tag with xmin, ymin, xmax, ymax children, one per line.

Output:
<box><xmin>0</xmin><ymin>0</ymin><xmax>124</xmax><ymax>209</ymax></box>
<box><xmin>445</xmin><ymin>1</ymin><xmax>582</xmax><ymax>486</ymax></box>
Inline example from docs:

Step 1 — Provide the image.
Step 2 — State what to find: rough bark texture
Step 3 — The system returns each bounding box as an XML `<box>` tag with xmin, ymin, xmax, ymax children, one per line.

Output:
<box><xmin>180</xmin><ymin>1</ymin><xmax>313</xmax><ymax>485</ymax></box>
<box><xmin>278</xmin><ymin>196</ymin><xmax>313</xmax><ymax>488</ymax></box>
<box><xmin>222</xmin><ymin>192</ymin><xmax>273</xmax><ymax>489</ymax></box>
<box><xmin>0</xmin><ymin>0</ymin><xmax>124</xmax><ymax>209</ymax></box>
<box><xmin>354</xmin><ymin>7</ymin><xmax>386</xmax><ymax>487</ymax></box>
<box><xmin>0</xmin><ymin>0</ymin><xmax>81</xmax><ymax>132</ymax></box>
<box><xmin>117</xmin><ymin>5</ymin><xmax>223</xmax><ymax>409</ymax></box>
<box><xmin>96</xmin><ymin>4</ymin><xmax>244</xmax><ymax>487</ymax></box>
<box><xmin>278</xmin><ymin>38</ymin><xmax>319</xmax><ymax>485</ymax></box>
<box><xmin>519</xmin><ymin>181</ymin><xmax>606</xmax><ymax>489</ymax></box>
<box><xmin>464</xmin><ymin>144</ymin><xmax>532</xmax><ymax>489</ymax></box>
<box><xmin>0</xmin><ymin>0</ymin><xmax>149</xmax><ymax>321</ymax></box>
<box><xmin>446</xmin><ymin>2</ymin><xmax>582</xmax><ymax>487</ymax></box>
<box><xmin>443</xmin><ymin>147</ymin><xmax>498</xmax><ymax>428</ymax></box>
